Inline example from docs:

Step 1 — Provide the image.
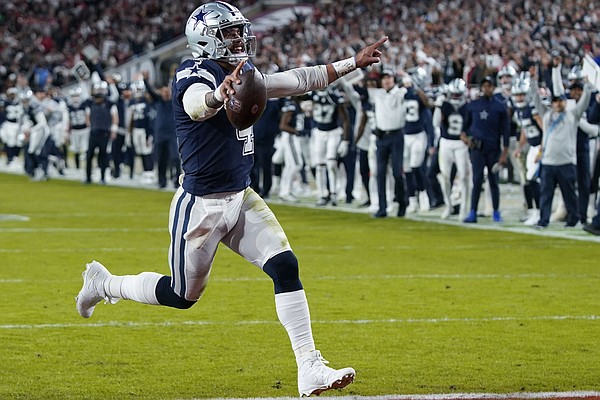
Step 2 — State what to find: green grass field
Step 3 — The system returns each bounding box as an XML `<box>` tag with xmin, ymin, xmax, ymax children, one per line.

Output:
<box><xmin>1</xmin><ymin>172</ymin><xmax>599</xmax><ymax>400</ymax></box>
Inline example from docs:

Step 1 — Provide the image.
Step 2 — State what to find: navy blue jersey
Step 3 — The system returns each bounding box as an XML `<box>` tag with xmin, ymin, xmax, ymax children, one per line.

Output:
<box><xmin>88</xmin><ymin>99</ymin><xmax>115</xmax><ymax>133</ymax></box>
<box><xmin>145</xmin><ymin>103</ymin><xmax>156</xmax><ymax>137</ymax></box>
<box><xmin>281</xmin><ymin>99</ymin><xmax>311</xmax><ymax>137</ymax></box>
<box><xmin>68</xmin><ymin>100</ymin><xmax>89</xmax><ymax>130</ymax></box>
<box><xmin>24</xmin><ymin>103</ymin><xmax>44</xmax><ymax>126</ymax></box>
<box><xmin>254</xmin><ymin>98</ymin><xmax>284</xmax><ymax>145</ymax></box>
<box><xmin>512</xmin><ymin>103</ymin><xmax>542</xmax><ymax>147</ymax></box>
<box><xmin>403</xmin><ymin>87</ymin><xmax>427</xmax><ymax>135</ymax></box>
<box><xmin>463</xmin><ymin>96</ymin><xmax>510</xmax><ymax>150</ymax></box>
<box><xmin>440</xmin><ymin>101</ymin><xmax>467</xmax><ymax>141</ymax></box>
<box><xmin>130</xmin><ymin>98</ymin><xmax>149</xmax><ymax>130</ymax></box>
<box><xmin>494</xmin><ymin>91</ymin><xmax>518</xmax><ymax>138</ymax></box>
<box><xmin>311</xmin><ymin>89</ymin><xmax>344</xmax><ymax>131</ymax></box>
<box><xmin>4</xmin><ymin>97</ymin><xmax>23</xmax><ymax>124</ymax></box>
<box><xmin>172</xmin><ymin>58</ymin><xmax>257</xmax><ymax>196</ymax></box>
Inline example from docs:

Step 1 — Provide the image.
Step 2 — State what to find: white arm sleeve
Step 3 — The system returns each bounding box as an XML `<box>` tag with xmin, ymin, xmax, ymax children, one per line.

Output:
<box><xmin>108</xmin><ymin>83</ymin><xmax>119</xmax><ymax>103</ymax></box>
<box><xmin>183</xmin><ymin>83</ymin><xmax>222</xmax><ymax>121</ymax></box>
<box><xmin>264</xmin><ymin>65</ymin><xmax>328</xmax><ymax>98</ymax></box>
<box><xmin>551</xmin><ymin>65</ymin><xmax>565</xmax><ymax>97</ymax></box>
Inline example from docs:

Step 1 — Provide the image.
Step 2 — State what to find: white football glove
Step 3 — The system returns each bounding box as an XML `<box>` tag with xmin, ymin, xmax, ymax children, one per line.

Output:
<box><xmin>337</xmin><ymin>140</ymin><xmax>349</xmax><ymax>158</ymax></box>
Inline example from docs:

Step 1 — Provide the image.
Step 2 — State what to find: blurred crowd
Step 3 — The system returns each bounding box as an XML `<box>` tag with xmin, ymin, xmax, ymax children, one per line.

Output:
<box><xmin>253</xmin><ymin>0</ymin><xmax>600</xmax><ymax>84</ymax></box>
<box><xmin>0</xmin><ymin>0</ymin><xmax>257</xmax><ymax>92</ymax></box>
<box><xmin>1</xmin><ymin>0</ymin><xmax>600</xmax><ymax>233</ymax></box>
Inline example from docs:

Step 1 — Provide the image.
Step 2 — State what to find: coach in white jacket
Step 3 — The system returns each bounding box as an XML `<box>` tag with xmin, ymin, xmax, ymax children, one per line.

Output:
<box><xmin>529</xmin><ymin>63</ymin><xmax>593</xmax><ymax>227</ymax></box>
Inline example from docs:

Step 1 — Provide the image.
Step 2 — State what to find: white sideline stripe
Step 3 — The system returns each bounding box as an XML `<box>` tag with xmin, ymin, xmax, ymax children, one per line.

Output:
<box><xmin>193</xmin><ymin>391</ymin><xmax>600</xmax><ymax>400</ymax></box>
<box><xmin>2</xmin><ymin>315</ymin><xmax>599</xmax><ymax>330</ymax></box>
<box><xmin>213</xmin><ymin>273</ymin><xmax>599</xmax><ymax>282</ymax></box>
<box><xmin>0</xmin><ymin>227</ymin><xmax>165</xmax><ymax>233</ymax></box>
<box><xmin>0</xmin><ymin>214</ymin><xmax>30</xmax><ymax>221</ymax></box>
<box><xmin>0</xmin><ymin>247</ymin><xmax>165</xmax><ymax>253</ymax></box>
<box><xmin>0</xmin><ymin>279</ymin><xmax>23</xmax><ymax>283</ymax></box>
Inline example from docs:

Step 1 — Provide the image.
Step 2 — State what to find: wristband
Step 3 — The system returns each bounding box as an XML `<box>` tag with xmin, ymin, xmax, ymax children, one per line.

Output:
<box><xmin>332</xmin><ymin>57</ymin><xmax>356</xmax><ymax>78</ymax></box>
<box><xmin>110</xmin><ymin>124</ymin><xmax>118</xmax><ymax>133</ymax></box>
<box><xmin>213</xmin><ymin>86</ymin><xmax>224</xmax><ymax>103</ymax></box>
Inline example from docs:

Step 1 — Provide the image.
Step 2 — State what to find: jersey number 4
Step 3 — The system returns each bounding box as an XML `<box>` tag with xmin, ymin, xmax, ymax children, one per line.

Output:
<box><xmin>237</xmin><ymin>127</ymin><xmax>254</xmax><ymax>156</ymax></box>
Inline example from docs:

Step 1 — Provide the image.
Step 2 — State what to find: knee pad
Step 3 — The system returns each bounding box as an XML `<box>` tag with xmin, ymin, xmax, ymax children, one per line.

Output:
<box><xmin>262</xmin><ymin>250</ymin><xmax>303</xmax><ymax>294</ymax></box>
<box><xmin>155</xmin><ymin>276</ymin><xmax>197</xmax><ymax>309</ymax></box>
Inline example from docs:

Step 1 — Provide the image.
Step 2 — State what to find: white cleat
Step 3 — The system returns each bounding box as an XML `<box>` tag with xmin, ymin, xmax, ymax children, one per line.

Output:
<box><xmin>297</xmin><ymin>350</ymin><xmax>355</xmax><ymax>397</ymax></box>
<box><xmin>441</xmin><ymin>206</ymin><xmax>451</xmax><ymax>220</ymax></box>
<box><xmin>406</xmin><ymin>196</ymin><xmax>418</xmax><ymax>214</ymax></box>
<box><xmin>75</xmin><ymin>260</ymin><xmax>118</xmax><ymax>318</ymax></box>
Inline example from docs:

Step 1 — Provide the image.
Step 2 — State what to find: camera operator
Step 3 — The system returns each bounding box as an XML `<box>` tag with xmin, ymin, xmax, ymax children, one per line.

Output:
<box><xmin>460</xmin><ymin>75</ymin><xmax>510</xmax><ymax>223</ymax></box>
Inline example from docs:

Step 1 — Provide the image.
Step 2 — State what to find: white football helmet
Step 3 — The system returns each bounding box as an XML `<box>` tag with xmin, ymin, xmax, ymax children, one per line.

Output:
<box><xmin>131</xmin><ymin>80</ymin><xmax>146</xmax><ymax>99</ymax></box>
<box><xmin>185</xmin><ymin>1</ymin><xmax>256</xmax><ymax>64</ymax></box>
<box><xmin>69</xmin><ymin>86</ymin><xmax>83</xmax><ymax>107</ymax></box>
<box><xmin>497</xmin><ymin>65</ymin><xmax>517</xmax><ymax>91</ymax></box>
<box><xmin>406</xmin><ymin>67</ymin><xmax>429</xmax><ymax>89</ymax></box>
<box><xmin>91</xmin><ymin>81</ymin><xmax>108</xmax><ymax>99</ymax></box>
<box><xmin>447</xmin><ymin>78</ymin><xmax>467</xmax><ymax>107</ymax></box>
<box><xmin>511</xmin><ymin>77</ymin><xmax>530</xmax><ymax>108</ymax></box>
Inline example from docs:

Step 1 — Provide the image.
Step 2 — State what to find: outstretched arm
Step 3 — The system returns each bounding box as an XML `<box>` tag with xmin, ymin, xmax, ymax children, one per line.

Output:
<box><xmin>227</xmin><ymin>37</ymin><xmax>389</xmax><ymax>100</ymax></box>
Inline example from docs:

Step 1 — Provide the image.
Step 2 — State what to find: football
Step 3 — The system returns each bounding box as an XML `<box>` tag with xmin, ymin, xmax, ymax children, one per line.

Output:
<box><xmin>225</xmin><ymin>68</ymin><xmax>267</xmax><ymax>131</ymax></box>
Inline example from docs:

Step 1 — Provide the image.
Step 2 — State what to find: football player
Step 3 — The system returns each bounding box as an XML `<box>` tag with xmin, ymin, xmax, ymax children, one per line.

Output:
<box><xmin>75</xmin><ymin>1</ymin><xmax>387</xmax><ymax>396</ymax></box>
<box><xmin>0</xmin><ymin>87</ymin><xmax>24</xmax><ymax>168</ymax></box>
<box><xmin>275</xmin><ymin>96</ymin><xmax>308</xmax><ymax>202</ymax></box>
<box><xmin>403</xmin><ymin>68</ymin><xmax>433</xmax><ymax>213</ymax></box>
<box><xmin>129</xmin><ymin>80</ymin><xmax>155</xmax><ymax>184</ymax></box>
<box><xmin>66</xmin><ymin>87</ymin><xmax>90</xmax><ymax>170</ymax></box>
<box><xmin>310</xmin><ymin>86</ymin><xmax>350</xmax><ymax>206</ymax></box>
<box><xmin>434</xmin><ymin>78</ymin><xmax>471</xmax><ymax>220</ymax></box>
<box><xmin>495</xmin><ymin>65</ymin><xmax>526</xmax><ymax>199</ymax></box>
<box><xmin>84</xmin><ymin>80</ymin><xmax>118</xmax><ymax>184</ymax></box>
<box><xmin>567</xmin><ymin>78</ymin><xmax>599</xmax><ymax>224</ymax></box>
<box><xmin>20</xmin><ymin>90</ymin><xmax>51</xmax><ymax>180</ymax></box>
<box><xmin>512</xmin><ymin>76</ymin><xmax>543</xmax><ymax>225</ymax></box>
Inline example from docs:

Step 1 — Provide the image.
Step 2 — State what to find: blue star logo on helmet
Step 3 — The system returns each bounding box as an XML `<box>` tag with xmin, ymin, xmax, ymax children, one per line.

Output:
<box><xmin>192</xmin><ymin>8</ymin><xmax>214</xmax><ymax>30</ymax></box>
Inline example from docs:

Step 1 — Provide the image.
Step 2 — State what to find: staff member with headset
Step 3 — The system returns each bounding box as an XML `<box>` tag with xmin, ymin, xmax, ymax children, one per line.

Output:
<box><xmin>367</xmin><ymin>69</ymin><xmax>407</xmax><ymax>218</ymax></box>
<box><xmin>460</xmin><ymin>75</ymin><xmax>510</xmax><ymax>223</ymax></box>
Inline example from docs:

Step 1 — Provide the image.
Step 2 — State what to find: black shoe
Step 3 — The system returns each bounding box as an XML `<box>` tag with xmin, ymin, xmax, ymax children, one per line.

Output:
<box><xmin>373</xmin><ymin>210</ymin><xmax>387</xmax><ymax>218</ymax></box>
<box><xmin>359</xmin><ymin>200</ymin><xmax>371</xmax><ymax>208</ymax></box>
<box><xmin>583</xmin><ymin>224</ymin><xmax>600</xmax><ymax>236</ymax></box>
<box><xmin>429</xmin><ymin>201</ymin><xmax>444</xmax><ymax>210</ymax></box>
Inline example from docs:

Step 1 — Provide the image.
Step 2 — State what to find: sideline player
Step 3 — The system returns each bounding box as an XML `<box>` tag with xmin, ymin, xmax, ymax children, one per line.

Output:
<box><xmin>75</xmin><ymin>1</ymin><xmax>387</xmax><ymax>396</ymax></box>
<box><xmin>434</xmin><ymin>78</ymin><xmax>471</xmax><ymax>220</ymax></box>
<box><xmin>310</xmin><ymin>86</ymin><xmax>350</xmax><ymax>206</ymax></box>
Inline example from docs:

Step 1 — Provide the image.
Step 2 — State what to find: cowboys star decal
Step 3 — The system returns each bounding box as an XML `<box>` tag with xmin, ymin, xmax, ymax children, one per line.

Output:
<box><xmin>192</xmin><ymin>8</ymin><xmax>215</xmax><ymax>30</ymax></box>
<box><xmin>479</xmin><ymin>110</ymin><xmax>489</xmax><ymax>120</ymax></box>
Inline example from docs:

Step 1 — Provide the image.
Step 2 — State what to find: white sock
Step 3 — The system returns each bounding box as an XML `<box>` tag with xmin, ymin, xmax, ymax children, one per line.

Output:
<box><xmin>275</xmin><ymin>290</ymin><xmax>316</xmax><ymax>363</ymax></box>
<box><xmin>104</xmin><ymin>272</ymin><xmax>162</xmax><ymax>305</ymax></box>
<box><xmin>315</xmin><ymin>165</ymin><xmax>327</xmax><ymax>198</ymax></box>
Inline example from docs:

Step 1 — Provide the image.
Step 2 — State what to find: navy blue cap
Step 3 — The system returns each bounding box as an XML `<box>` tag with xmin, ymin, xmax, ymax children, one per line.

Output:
<box><xmin>552</xmin><ymin>93</ymin><xmax>567</xmax><ymax>101</ymax></box>
<box><xmin>480</xmin><ymin>75</ymin><xmax>495</xmax><ymax>86</ymax></box>
<box><xmin>569</xmin><ymin>80</ymin><xmax>584</xmax><ymax>90</ymax></box>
